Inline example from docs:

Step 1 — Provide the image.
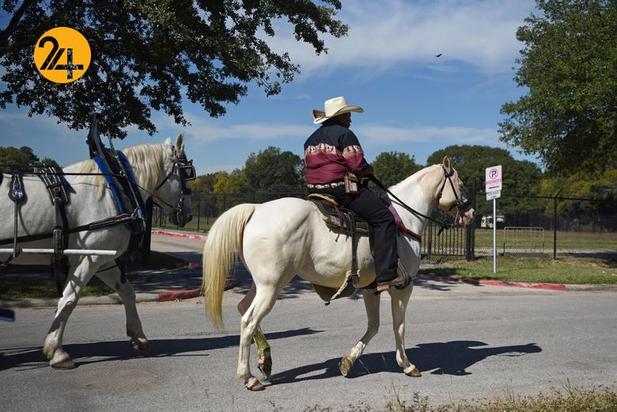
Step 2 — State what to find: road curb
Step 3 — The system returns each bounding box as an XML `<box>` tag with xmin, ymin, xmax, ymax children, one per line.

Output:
<box><xmin>418</xmin><ymin>274</ymin><xmax>567</xmax><ymax>291</ymax></box>
<box><xmin>0</xmin><ymin>279</ymin><xmax>243</xmax><ymax>308</ymax></box>
<box><xmin>151</xmin><ymin>229</ymin><xmax>206</xmax><ymax>241</ymax></box>
<box><xmin>158</xmin><ymin>288</ymin><xmax>201</xmax><ymax>302</ymax></box>
<box><xmin>418</xmin><ymin>274</ymin><xmax>617</xmax><ymax>291</ymax></box>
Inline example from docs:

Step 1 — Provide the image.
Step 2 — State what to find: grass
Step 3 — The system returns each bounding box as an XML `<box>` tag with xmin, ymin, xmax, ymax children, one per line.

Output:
<box><xmin>474</xmin><ymin>228</ymin><xmax>617</xmax><ymax>251</ymax></box>
<box><xmin>0</xmin><ymin>251</ymin><xmax>187</xmax><ymax>300</ymax></box>
<box><xmin>383</xmin><ymin>385</ymin><xmax>617</xmax><ymax>412</ymax></box>
<box><xmin>0</xmin><ymin>277</ymin><xmax>113</xmax><ymax>300</ymax></box>
<box><xmin>306</xmin><ymin>385</ymin><xmax>617</xmax><ymax>411</ymax></box>
<box><xmin>421</xmin><ymin>255</ymin><xmax>617</xmax><ymax>284</ymax></box>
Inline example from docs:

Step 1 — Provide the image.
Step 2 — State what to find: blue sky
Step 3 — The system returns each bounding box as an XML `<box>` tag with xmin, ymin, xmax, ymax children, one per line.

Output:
<box><xmin>0</xmin><ymin>0</ymin><xmax>538</xmax><ymax>174</ymax></box>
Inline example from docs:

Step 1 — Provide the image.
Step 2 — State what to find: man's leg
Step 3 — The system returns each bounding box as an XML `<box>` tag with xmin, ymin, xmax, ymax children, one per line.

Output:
<box><xmin>336</xmin><ymin>187</ymin><xmax>398</xmax><ymax>283</ymax></box>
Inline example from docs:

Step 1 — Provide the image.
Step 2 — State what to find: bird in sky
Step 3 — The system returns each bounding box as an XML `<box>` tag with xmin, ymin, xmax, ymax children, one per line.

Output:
<box><xmin>435</xmin><ymin>53</ymin><xmax>442</xmax><ymax>58</ymax></box>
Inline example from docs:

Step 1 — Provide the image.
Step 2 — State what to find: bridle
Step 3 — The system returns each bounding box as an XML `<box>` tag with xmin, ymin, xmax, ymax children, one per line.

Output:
<box><xmin>149</xmin><ymin>149</ymin><xmax>196</xmax><ymax>225</ymax></box>
<box><xmin>436</xmin><ymin>166</ymin><xmax>473</xmax><ymax>214</ymax></box>
<box><xmin>370</xmin><ymin>166</ymin><xmax>472</xmax><ymax>235</ymax></box>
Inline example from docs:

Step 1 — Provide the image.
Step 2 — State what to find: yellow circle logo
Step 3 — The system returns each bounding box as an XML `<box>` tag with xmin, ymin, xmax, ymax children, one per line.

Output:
<box><xmin>34</xmin><ymin>27</ymin><xmax>91</xmax><ymax>84</ymax></box>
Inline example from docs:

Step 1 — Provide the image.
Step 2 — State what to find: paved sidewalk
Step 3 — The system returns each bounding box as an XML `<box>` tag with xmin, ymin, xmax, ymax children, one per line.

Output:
<box><xmin>2</xmin><ymin>229</ymin><xmax>616</xmax><ymax>308</ymax></box>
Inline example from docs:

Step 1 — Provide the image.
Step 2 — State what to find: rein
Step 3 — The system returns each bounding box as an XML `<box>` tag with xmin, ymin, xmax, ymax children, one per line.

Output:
<box><xmin>369</xmin><ymin>167</ymin><xmax>470</xmax><ymax>236</ymax></box>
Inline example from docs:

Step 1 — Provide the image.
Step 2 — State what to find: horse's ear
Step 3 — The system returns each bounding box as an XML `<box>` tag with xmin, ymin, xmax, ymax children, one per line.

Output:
<box><xmin>175</xmin><ymin>134</ymin><xmax>185</xmax><ymax>154</ymax></box>
<box><xmin>442</xmin><ymin>155</ymin><xmax>451</xmax><ymax>171</ymax></box>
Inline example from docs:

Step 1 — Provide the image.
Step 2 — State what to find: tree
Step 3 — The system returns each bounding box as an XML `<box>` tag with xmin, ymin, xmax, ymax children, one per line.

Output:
<box><xmin>426</xmin><ymin>145</ymin><xmax>544</xmax><ymax>215</ymax></box>
<box><xmin>0</xmin><ymin>145</ymin><xmax>40</xmax><ymax>172</ymax></box>
<box><xmin>212</xmin><ymin>169</ymin><xmax>248</xmax><ymax>193</ymax></box>
<box><xmin>39</xmin><ymin>157</ymin><xmax>60</xmax><ymax>168</ymax></box>
<box><xmin>539</xmin><ymin>169</ymin><xmax>617</xmax><ymax>230</ymax></box>
<box><xmin>499</xmin><ymin>0</ymin><xmax>617</xmax><ymax>174</ymax></box>
<box><xmin>372</xmin><ymin>151</ymin><xmax>421</xmax><ymax>187</ymax></box>
<box><xmin>0</xmin><ymin>0</ymin><xmax>347</xmax><ymax>137</ymax></box>
<box><xmin>244</xmin><ymin>146</ymin><xmax>303</xmax><ymax>191</ymax></box>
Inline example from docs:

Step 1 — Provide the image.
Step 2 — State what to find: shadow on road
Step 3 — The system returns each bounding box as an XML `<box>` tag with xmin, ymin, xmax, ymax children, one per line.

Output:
<box><xmin>269</xmin><ymin>340</ymin><xmax>542</xmax><ymax>386</ymax></box>
<box><xmin>230</xmin><ymin>263</ymin><xmax>479</xmax><ymax>298</ymax></box>
<box><xmin>0</xmin><ymin>327</ymin><xmax>321</xmax><ymax>371</ymax></box>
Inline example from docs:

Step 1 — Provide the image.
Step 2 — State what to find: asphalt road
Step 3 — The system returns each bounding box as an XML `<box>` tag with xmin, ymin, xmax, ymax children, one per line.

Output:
<box><xmin>2</xmin><ymin>281</ymin><xmax>617</xmax><ymax>411</ymax></box>
<box><xmin>1</xmin><ymin>234</ymin><xmax>616</xmax><ymax>411</ymax></box>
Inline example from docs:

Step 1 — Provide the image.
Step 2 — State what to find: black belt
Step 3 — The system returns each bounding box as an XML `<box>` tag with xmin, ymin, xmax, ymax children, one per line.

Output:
<box><xmin>307</xmin><ymin>181</ymin><xmax>344</xmax><ymax>189</ymax></box>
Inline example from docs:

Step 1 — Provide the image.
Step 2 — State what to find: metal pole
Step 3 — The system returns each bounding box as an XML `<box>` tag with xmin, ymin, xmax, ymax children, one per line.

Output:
<box><xmin>553</xmin><ymin>196</ymin><xmax>558</xmax><ymax>260</ymax></box>
<box><xmin>493</xmin><ymin>198</ymin><xmax>497</xmax><ymax>273</ymax></box>
<box><xmin>0</xmin><ymin>248</ymin><xmax>117</xmax><ymax>256</ymax></box>
<box><xmin>142</xmin><ymin>197</ymin><xmax>153</xmax><ymax>260</ymax></box>
<box><xmin>197</xmin><ymin>196</ymin><xmax>201</xmax><ymax>232</ymax></box>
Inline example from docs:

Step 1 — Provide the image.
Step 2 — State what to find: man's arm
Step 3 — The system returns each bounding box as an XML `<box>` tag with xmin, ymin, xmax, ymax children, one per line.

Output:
<box><xmin>341</xmin><ymin>130</ymin><xmax>372</xmax><ymax>176</ymax></box>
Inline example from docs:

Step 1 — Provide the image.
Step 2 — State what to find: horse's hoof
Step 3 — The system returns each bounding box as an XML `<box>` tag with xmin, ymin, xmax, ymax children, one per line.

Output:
<box><xmin>258</xmin><ymin>348</ymin><xmax>272</xmax><ymax>379</ymax></box>
<box><xmin>50</xmin><ymin>351</ymin><xmax>75</xmax><ymax>369</ymax></box>
<box><xmin>339</xmin><ymin>356</ymin><xmax>353</xmax><ymax>377</ymax></box>
<box><xmin>130</xmin><ymin>337</ymin><xmax>150</xmax><ymax>353</ymax></box>
<box><xmin>245</xmin><ymin>376</ymin><xmax>265</xmax><ymax>391</ymax></box>
<box><xmin>404</xmin><ymin>367</ymin><xmax>421</xmax><ymax>377</ymax></box>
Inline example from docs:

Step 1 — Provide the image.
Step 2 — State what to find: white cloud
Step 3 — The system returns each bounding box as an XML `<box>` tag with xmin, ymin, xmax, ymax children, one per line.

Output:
<box><xmin>173</xmin><ymin>114</ymin><xmax>499</xmax><ymax>147</ymax></box>
<box><xmin>179</xmin><ymin>114</ymin><xmax>314</xmax><ymax>143</ymax></box>
<box><xmin>264</xmin><ymin>0</ymin><xmax>534</xmax><ymax>76</ymax></box>
<box><xmin>359</xmin><ymin>124</ymin><xmax>498</xmax><ymax>145</ymax></box>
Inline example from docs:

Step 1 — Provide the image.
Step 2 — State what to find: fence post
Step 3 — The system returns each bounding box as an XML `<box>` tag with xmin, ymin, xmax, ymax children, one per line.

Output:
<box><xmin>553</xmin><ymin>195</ymin><xmax>558</xmax><ymax>260</ymax></box>
<box><xmin>197</xmin><ymin>196</ymin><xmax>201</xmax><ymax>232</ymax></box>
<box><xmin>142</xmin><ymin>197</ymin><xmax>153</xmax><ymax>261</ymax></box>
<box><xmin>427</xmin><ymin>222</ymin><xmax>433</xmax><ymax>259</ymax></box>
<box><xmin>465</xmin><ymin>179</ymin><xmax>476</xmax><ymax>261</ymax></box>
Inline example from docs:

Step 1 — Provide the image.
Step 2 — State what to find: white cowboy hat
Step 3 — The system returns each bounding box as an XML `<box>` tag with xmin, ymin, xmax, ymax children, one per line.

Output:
<box><xmin>312</xmin><ymin>96</ymin><xmax>364</xmax><ymax>124</ymax></box>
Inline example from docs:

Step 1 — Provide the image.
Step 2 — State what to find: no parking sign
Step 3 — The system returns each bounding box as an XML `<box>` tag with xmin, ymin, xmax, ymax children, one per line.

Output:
<box><xmin>485</xmin><ymin>165</ymin><xmax>502</xmax><ymax>273</ymax></box>
<box><xmin>485</xmin><ymin>165</ymin><xmax>502</xmax><ymax>200</ymax></box>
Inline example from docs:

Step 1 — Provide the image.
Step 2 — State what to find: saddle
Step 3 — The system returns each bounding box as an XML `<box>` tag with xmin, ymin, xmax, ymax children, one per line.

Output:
<box><xmin>308</xmin><ymin>193</ymin><xmax>371</xmax><ymax>237</ymax></box>
<box><xmin>308</xmin><ymin>193</ymin><xmax>372</xmax><ymax>304</ymax></box>
<box><xmin>308</xmin><ymin>192</ymin><xmax>419</xmax><ymax>304</ymax></box>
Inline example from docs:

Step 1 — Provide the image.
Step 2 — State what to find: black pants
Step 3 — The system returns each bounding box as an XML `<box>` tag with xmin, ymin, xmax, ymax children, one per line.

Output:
<box><xmin>312</xmin><ymin>185</ymin><xmax>398</xmax><ymax>283</ymax></box>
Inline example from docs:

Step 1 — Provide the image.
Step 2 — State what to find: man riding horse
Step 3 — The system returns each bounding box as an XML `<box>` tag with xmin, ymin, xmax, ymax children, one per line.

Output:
<box><xmin>304</xmin><ymin>96</ymin><xmax>405</xmax><ymax>294</ymax></box>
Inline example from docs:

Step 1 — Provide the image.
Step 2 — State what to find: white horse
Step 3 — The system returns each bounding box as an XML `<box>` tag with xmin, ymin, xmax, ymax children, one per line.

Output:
<box><xmin>0</xmin><ymin>135</ymin><xmax>193</xmax><ymax>368</ymax></box>
<box><xmin>202</xmin><ymin>156</ymin><xmax>475</xmax><ymax>390</ymax></box>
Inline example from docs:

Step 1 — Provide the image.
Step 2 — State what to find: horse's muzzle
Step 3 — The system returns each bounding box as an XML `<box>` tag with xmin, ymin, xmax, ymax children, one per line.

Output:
<box><xmin>457</xmin><ymin>208</ymin><xmax>475</xmax><ymax>226</ymax></box>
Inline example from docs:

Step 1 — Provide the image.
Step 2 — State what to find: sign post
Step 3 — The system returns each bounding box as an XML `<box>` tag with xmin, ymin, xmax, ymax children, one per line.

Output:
<box><xmin>485</xmin><ymin>165</ymin><xmax>502</xmax><ymax>273</ymax></box>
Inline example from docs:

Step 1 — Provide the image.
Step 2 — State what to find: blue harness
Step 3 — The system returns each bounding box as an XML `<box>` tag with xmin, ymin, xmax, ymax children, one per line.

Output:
<box><xmin>93</xmin><ymin>151</ymin><xmax>145</xmax><ymax>219</ymax></box>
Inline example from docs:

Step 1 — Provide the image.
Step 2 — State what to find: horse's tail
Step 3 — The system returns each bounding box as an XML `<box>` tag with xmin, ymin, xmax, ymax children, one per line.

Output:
<box><xmin>202</xmin><ymin>203</ymin><xmax>256</xmax><ymax>330</ymax></box>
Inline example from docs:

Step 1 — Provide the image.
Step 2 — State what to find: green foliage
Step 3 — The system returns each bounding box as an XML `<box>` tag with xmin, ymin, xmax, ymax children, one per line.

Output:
<box><xmin>372</xmin><ymin>151</ymin><xmax>422</xmax><ymax>187</ymax></box>
<box><xmin>0</xmin><ymin>0</ymin><xmax>347</xmax><ymax>137</ymax></box>
<box><xmin>426</xmin><ymin>145</ymin><xmax>544</xmax><ymax>215</ymax></box>
<box><xmin>539</xmin><ymin>169</ymin><xmax>617</xmax><ymax>227</ymax></box>
<box><xmin>213</xmin><ymin>169</ymin><xmax>248</xmax><ymax>193</ymax></box>
<box><xmin>244</xmin><ymin>146</ymin><xmax>303</xmax><ymax>191</ymax></box>
<box><xmin>500</xmin><ymin>0</ymin><xmax>617</xmax><ymax>174</ymax></box>
<box><xmin>39</xmin><ymin>157</ymin><xmax>60</xmax><ymax>168</ymax></box>
<box><xmin>0</xmin><ymin>145</ymin><xmax>39</xmax><ymax>172</ymax></box>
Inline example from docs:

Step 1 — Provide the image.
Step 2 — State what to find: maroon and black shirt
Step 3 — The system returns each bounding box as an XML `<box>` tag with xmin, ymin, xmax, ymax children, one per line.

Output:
<box><xmin>304</xmin><ymin>123</ymin><xmax>370</xmax><ymax>185</ymax></box>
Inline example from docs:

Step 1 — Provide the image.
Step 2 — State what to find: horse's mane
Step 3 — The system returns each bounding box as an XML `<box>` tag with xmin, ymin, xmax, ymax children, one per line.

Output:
<box><xmin>73</xmin><ymin>143</ymin><xmax>168</xmax><ymax>197</ymax></box>
<box><xmin>390</xmin><ymin>164</ymin><xmax>442</xmax><ymax>191</ymax></box>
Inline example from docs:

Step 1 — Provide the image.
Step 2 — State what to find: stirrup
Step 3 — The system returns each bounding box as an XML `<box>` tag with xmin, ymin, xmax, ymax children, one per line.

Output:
<box><xmin>329</xmin><ymin>270</ymin><xmax>359</xmax><ymax>302</ymax></box>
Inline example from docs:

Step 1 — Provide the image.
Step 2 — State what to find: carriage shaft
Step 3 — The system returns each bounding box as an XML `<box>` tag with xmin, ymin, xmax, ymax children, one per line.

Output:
<box><xmin>0</xmin><ymin>248</ymin><xmax>117</xmax><ymax>256</ymax></box>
